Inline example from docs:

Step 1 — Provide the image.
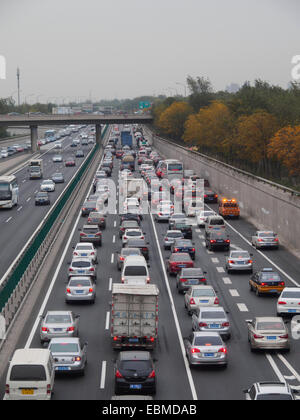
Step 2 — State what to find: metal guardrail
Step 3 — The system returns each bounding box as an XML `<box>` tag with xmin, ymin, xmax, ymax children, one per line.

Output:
<box><xmin>0</xmin><ymin>125</ymin><xmax>108</xmax><ymax>318</ymax></box>
<box><xmin>146</xmin><ymin>127</ymin><xmax>300</xmax><ymax>198</ymax></box>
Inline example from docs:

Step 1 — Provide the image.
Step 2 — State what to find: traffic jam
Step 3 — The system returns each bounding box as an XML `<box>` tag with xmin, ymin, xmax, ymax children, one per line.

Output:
<box><xmin>4</xmin><ymin>123</ymin><xmax>300</xmax><ymax>401</ymax></box>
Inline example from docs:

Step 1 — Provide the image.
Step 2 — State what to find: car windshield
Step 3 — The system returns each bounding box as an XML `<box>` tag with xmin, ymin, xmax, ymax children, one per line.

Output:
<box><xmin>167</xmin><ymin>232</ymin><xmax>183</xmax><ymax>238</ymax></box>
<box><xmin>69</xmin><ymin>279</ymin><xmax>91</xmax><ymax>287</ymax></box>
<box><xmin>45</xmin><ymin>314</ymin><xmax>71</xmax><ymax>324</ymax></box>
<box><xmin>194</xmin><ymin>336</ymin><xmax>222</xmax><ymax>346</ymax></box>
<box><xmin>210</xmin><ymin>219</ymin><xmax>224</xmax><ymax>225</ymax></box>
<box><xmin>259</xmin><ymin>232</ymin><xmax>275</xmax><ymax>238</ymax></box>
<box><xmin>261</xmin><ymin>273</ymin><xmax>281</xmax><ymax>281</ymax></box>
<box><xmin>231</xmin><ymin>252</ymin><xmax>249</xmax><ymax>258</ymax></box>
<box><xmin>49</xmin><ymin>343</ymin><xmax>79</xmax><ymax>353</ymax></box>
<box><xmin>256</xmin><ymin>322</ymin><xmax>284</xmax><ymax>330</ymax></box>
<box><xmin>281</xmin><ymin>291</ymin><xmax>300</xmax><ymax>299</ymax></box>
<box><xmin>10</xmin><ymin>365</ymin><xmax>46</xmax><ymax>381</ymax></box>
<box><xmin>172</xmin><ymin>254</ymin><xmax>191</xmax><ymax>261</ymax></box>
<box><xmin>119</xmin><ymin>360</ymin><xmax>151</xmax><ymax>373</ymax></box>
<box><xmin>122</xmin><ymin>249</ymin><xmax>140</xmax><ymax>256</ymax></box>
<box><xmin>201</xmin><ymin>311</ymin><xmax>225</xmax><ymax>319</ymax></box>
<box><xmin>71</xmin><ymin>261</ymin><xmax>91</xmax><ymax>267</ymax></box>
<box><xmin>126</xmin><ymin>231</ymin><xmax>141</xmax><ymax>236</ymax></box>
<box><xmin>124</xmin><ymin>267</ymin><xmax>147</xmax><ymax>276</ymax></box>
<box><xmin>256</xmin><ymin>394</ymin><xmax>293</xmax><ymax>400</ymax></box>
<box><xmin>192</xmin><ymin>289</ymin><xmax>215</xmax><ymax>297</ymax></box>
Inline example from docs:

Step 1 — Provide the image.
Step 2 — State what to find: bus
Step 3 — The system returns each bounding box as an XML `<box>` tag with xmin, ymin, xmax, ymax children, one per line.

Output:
<box><xmin>0</xmin><ymin>176</ymin><xmax>19</xmax><ymax>209</ymax></box>
<box><xmin>44</xmin><ymin>129</ymin><xmax>57</xmax><ymax>143</ymax></box>
<box><xmin>160</xmin><ymin>159</ymin><xmax>183</xmax><ymax>182</ymax></box>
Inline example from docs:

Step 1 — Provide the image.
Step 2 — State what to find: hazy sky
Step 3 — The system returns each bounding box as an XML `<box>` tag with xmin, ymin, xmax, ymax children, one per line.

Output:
<box><xmin>0</xmin><ymin>0</ymin><xmax>299</xmax><ymax>103</ymax></box>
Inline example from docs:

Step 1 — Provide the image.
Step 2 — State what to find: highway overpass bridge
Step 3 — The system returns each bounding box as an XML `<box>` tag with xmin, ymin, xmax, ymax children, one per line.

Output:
<box><xmin>0</xmin><ymin>114</ymin><xmax>153</xmax><ymax>151</ymax></box>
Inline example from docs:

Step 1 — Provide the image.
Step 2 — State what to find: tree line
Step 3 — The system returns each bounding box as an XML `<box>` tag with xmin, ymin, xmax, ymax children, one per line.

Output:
<box><xmin>152</xmin><ymin>78</ymin><xmax>300</xmax><ymax>189</ymax></box>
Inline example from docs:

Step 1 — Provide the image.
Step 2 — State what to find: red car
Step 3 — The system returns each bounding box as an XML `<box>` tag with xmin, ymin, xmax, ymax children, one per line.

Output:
<box><xmin>166</xmin><ymin>252</ymin><xmax>194</xmax><ymax>276</ymax></box>
<box><xmin>65</xmin><ymin>157</ymin><xmax>76</xmax><ymax>167</ymax></box>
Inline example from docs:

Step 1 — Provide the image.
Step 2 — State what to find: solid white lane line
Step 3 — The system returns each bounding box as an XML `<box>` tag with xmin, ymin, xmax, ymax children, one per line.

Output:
<box><xmin>100</xmin><ymin>361</ymin><xmax>107</xmax><ymax>389</ymax></box>
<box><xmin>223</xmin><ymin>277</ymin><xmax>232</xmax><ymax>285</ymax></box>
<box><xmin>237</xmin><ymin>303</ymin><xmax>248</xmax><ymax>312</ymax></box>
<box><xmin>216</xmin><ymin>267</ymin><xmax>225</xmax><ymax>273</ymax></box>
<box><xmin>105</xmin><ymin>311</ymin><xmax>110</xmax><ymax>330</ymax></box>
<box><xmin>229</xmin><ymin>289</ymin><xmax>240</xmax><ymax>297</ymax></box>
<box><xmin>149</xmin><ymin>212</ymin><xmax>198</xmax><ymax>400</ymax></box>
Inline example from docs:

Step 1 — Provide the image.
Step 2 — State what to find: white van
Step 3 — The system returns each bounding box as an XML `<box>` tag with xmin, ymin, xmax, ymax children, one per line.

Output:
<box><xmin>205</xmin><ymin>215</ymin><xmax>226</xmax><ymax>234</ymax></box>
<box><xmin>121</xmin><ymin>255</ymin><xmax>150</xmax><ymax>285</ymax></box>
<box><xmin>4</xmin><ymin>348</ymin><xmax>55</xmax><ymax>400</ymax></box>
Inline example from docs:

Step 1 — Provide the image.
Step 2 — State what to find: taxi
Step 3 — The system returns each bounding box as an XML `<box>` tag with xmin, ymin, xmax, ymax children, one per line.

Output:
<box><xmin>249</xmin><ymin>268</ymin><xmax>285</xmax><ymax>296</ymax></box>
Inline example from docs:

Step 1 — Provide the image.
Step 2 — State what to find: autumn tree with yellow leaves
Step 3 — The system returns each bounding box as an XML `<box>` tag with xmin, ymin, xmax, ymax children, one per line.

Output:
<box><xmin>157</xmin><ymin>101</ymin><xmax>193</xmax><ymax>140</ymax></box>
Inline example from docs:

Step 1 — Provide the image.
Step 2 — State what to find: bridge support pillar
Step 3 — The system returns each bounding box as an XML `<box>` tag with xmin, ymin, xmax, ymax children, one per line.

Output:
<box><xmin>96</xmin><ymin>124</ymin><xmax>102</xmax><ymax>145</ymax></box>
<box><xmin>30</xmin><ymin>125</ymin><xmax>38</xmax><ymax>153</ymax></box>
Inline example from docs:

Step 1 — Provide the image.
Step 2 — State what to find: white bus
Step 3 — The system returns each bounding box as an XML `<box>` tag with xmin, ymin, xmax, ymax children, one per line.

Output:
<box><xmin>0</xmin><ymin>175</ymin><xmax>19</xmax><ymax>209</ymax></box>
<box><xmin>44</xmin><ymin>129</ymin><xmax>56</xmax><ymax>143</ymax></box>
<box><xmin>160</xmin><ymin>159</ymin><xmax>183</xmax><ymax>181</ymax></box>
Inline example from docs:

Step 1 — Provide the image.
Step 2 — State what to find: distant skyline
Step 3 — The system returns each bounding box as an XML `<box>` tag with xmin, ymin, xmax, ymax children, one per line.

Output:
<box><xmin>0</xmin><ymin>0</ymin><xmax>299</xmax><ymax>103</ymax></box>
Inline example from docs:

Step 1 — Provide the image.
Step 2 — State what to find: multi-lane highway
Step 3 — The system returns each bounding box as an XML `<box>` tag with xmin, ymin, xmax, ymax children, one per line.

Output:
<box><xmin>1</xmin><ymin>125</ymin><xmax>300</xmax><ymax>400</ymax></box>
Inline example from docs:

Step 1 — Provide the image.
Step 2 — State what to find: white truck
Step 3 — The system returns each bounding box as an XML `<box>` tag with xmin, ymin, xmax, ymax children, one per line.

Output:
<box><xmin>111</xmin><ymin>284</ymin><xmax>159</xmax><ymax>350</ymax></box>
<box><xmin>29</xmin><ymin>159</ymin><xmax>43</xmax><ymax>179</ymax></box>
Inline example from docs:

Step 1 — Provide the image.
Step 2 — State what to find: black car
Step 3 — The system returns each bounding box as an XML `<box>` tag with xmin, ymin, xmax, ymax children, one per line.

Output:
<box><xmin>176</xmin><ymin>268</ymin><xmax>208</xmax><ymax>294</ymax></box>
<box><xmin>35</xmin><ymin>191</ymin><xmax>50</xmax><ymax>206</ymax></box>
<box><xmin>75</xmin><ymin>150</ymin><xmax>84</xmax><ymax>158</ymax></box>
<box><xmin>114</xmin><ymin>351</ymin><xmax>156</xmax><ymax>395</ymax></box>
<box><xmin>81</xmin><ymin>200</ymin><xmax>99</xmax><ymax>217</ymax></box>
<box><xmin>52</xmin><ymin>173</ymin><xmax>65</xmax><ymax>184</ymax></box>
<box><xmin>171</xmin><ymin>222</ymin><xmax>193</xmax><ymax>239</ymax></box>
<box><xmin>171</xmin><ymin>239</ymin><xmax>195</xmax><ymax>260</ymax></box>
<box><xmin>206</xmin><ymin>230</ymin><xmax>230</xmax><ymax>251</ymax></box>
<box><xmin>204</xmin><ymin>189</ymin><xmax>218</xmax><ymax>203</ymax></box>
<box><xmin>101</xmin><ymin>166</ymin><xmax>112</xmax><ymax>177</ymax></box>
<box><xmin>119</xmin><ymin>213</ymin><xmax>141</xmax><ymax>225</ymax></box>
<box><xmin>124</xmin><ymin>238</ymin><xmax>149</xmax><ymax>260</ymax></box>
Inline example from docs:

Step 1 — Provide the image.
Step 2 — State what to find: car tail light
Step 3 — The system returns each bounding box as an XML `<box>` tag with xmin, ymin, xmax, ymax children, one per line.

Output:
<box><xmin>74</xmin><ymin>356</ymin><xmax>82</xmax><ymax>362</ymax></box>
<box><xmin>123</xmin><ymin>236</ymin><xmax>127</xmax><ymax>240</ymax></box>
<box><xmin>280</xmin><ymin>282</ymin><xmax>285</xmax><ymax>286</ymax></box>
<box><xmin>214</xmin><ymin>297</ymin><xmax>219</xmax><ymax>305</ymax></box>
<box><xmin>174</xmin><ymin>248</ymin><xmax>179</xmax><ymax>252</ymax></box>
<box><xmin>5</xmin><ymin>384</ymin><xmax>9</xmax><ymax>394</ymax></box>
<box><xmin>87</xmin><ymin>218</ymin><xmax>91</xmax><ymax>223</ymax></box>
<box><xmin>69</xmin><ymin>268</ymin><xmax>73</xmax><ymax>272</ymax></box>
<box><xmin>274</xmin><ymin>238</ymin><xmax>279</xmax><ymax>242</ymax></box>
<box><xmin>73</xmin><ymin>252</ymin><xmax>78</xmax><ymax>256</ymax></box>
<box><xmin>42</xmin><ymin>327</ymin><xmax>49</xmax><ymax>332</ymax></box>
<box><xmin>121</xmin><ymin>277</ymin><xmax>125</xmax><ymax>283</ymax></box>
<box><xmin>80</xmin><ymin>233</ymin><xmax>86</xmax><ymax>237</ymax></box>
<box><xmin>210</xmin><ymin>240</ymin><xmax>216</xmax><ymax>243</ymax></box>
<box><xmin>258</xmin><ymin>239</ymin><xmax>263</xmax><ymax>242</ymax></box>
<box><xmin>248</xmin><ymin>260</ymin><xmax>253</xmax><ymax>264</ymax></box>
<box><xmin>199</xmin><ymin>322</ymin><xmax>208</xmax><ymax>327</ymax></box>
<box><xmin>142</xmin><ymin>247</ymin><xmax>148</xmax><ymax>252</ymax></box>
<box><xmin>228</xmin><ymin>260</ymin><xmax>234</xmax><ymax>264</ymax></box>
<box><xmin>200</xmin><ymin>278</ymin><xmax>207</xmax><ymax>283</ymax></box>
<box><xmin>222</xmin><ymin>322</ymin><xmax>229</xmax><ymax>327</ymax></box>
<box><xmin>261</xmin><ymin>282</ymin><xmax>266</xmax><ymax>286</ymax></box>
<box><xmin>225</xmin><ymin>240</ymin><xmax>230</xmax><ymax>243</ymax></box>
<box><xmin>66</xmin><ymin>288</ymin><xmax>71</xmax><ymax>293</ymax></box>
<box><xmin>115</xmin><ymin>370</ymin><xmax>123</xmax><ymax>378</ymax></box>
<box><xmin>218</xmin><ymin>347</ymin><xmax>227</xmax><ymax>354</ymax></box>
<box><xmin>47</xmin><ymin>384</ymin><xmax>51</xmax><ymax>395</ymax></box>
<box><xmin>278</xmin><ymin>301</ymin><xmax>286</xmax><ymax>305</ymax></box>
<box><xmin>279</xmin><ymin>334</ymin><xmax>288</xmax><ymax>339</ymax></box>
<box><xmin>91</xmin><ymin>252</ymin><xmax>95</xmax><ymax>255</ymax></box>
<box><xmin>119</xmin><ymin>256</ymin><xmax>124</xmax><ymax>261</ymax></box>
<box><xmin>95</xmin><ymin>232</ymin><xmax>102</xmax><ymax>236</ymax></box>
<box><xmin>180</xmin><ymin>278</ymin><xmax>187</xmax><ymax>283</ymax></box>
<box><xmin>190</xmin><ymin>298</ymin><xmax>195</xmax><ymax>305</ymax></box>
<box><xmin>67</xmin><ymin>327</ymin><xmax>75</xmax><ymax>332</ymax></box>
<box><xmin>190</xmin><ymin>348</ymin><xmax>200</xmax><ymax>353</ymax></box>
<box><xmin>89</xmin><ymin>268</ymin><xmax>95</xmax><ymax>272</ymax></box>
<box><xmin>113</xmin><ymin>336</ymin><xmax>119</xmax><ymax>341</ymax></box>
<box><xmin>148</xmin><ymin>370</ymin><xmax>155</xmax><ymax>378</ymax></box>
<box><xmin>146</xmin><ymin>277</ymin><xmax>150</xmax><ymax>283</ymax></box>
<box><xmin>253</xmin><ymin>334</ymin><xmax>264</xmax><ymax>339</ymax></box>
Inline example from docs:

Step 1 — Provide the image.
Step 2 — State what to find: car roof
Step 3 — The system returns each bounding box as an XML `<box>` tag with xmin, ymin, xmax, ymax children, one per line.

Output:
<box><xmin>256</xmin><ymin>382</ymin><xmax>291</xmax><ymax>393</ymax></box>
<box><xmin>199</xmin><ymin>306</ymin><xmax>225</xmax><ymax>313</ymax></box>
<box><xmin>11</xmin><ymin>349</ymin><xmax>51</xmax><ymax>365</ymax></box>
<box><xmin>192</xmin><ymin>331</ymin><xmax>222</xmax><ymax>338</ymax></box>
<box><xmin>255</xmin><ymin>317</ymin><xmax>284</xmax><ymax>322</ymax></box>
<box><xmin>49</xmin><ymin>337</ymin><xmax>79</xmax><ymax>344</ymax></box>
<box><xmin>119</xmin><ymin>351</ymin><xmax>151</xmax><ymax>361</ymax></box>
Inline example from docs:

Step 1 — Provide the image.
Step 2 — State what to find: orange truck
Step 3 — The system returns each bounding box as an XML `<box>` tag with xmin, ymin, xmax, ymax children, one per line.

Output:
<box><xmin>218</xmin><ymin>198</ymin><xmax>240</xmax><ymax>219</ymax></box>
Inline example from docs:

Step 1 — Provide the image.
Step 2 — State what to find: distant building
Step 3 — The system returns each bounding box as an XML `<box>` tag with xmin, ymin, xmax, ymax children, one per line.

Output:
<box><xmin>226</xmin><ymin>83</ymin><xmax>240</xmax><ymax>93</ymax></box>
<box><xmin>52</xmin><ymin>106</ymin><xmax>72</xmax><ymax>115</ymax></box>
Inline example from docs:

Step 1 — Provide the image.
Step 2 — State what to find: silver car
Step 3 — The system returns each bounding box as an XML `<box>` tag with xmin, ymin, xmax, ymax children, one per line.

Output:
<box><xmin>163</xmin><ymin>230</ymin><xmax>184</xmax><ymax>249</ymax></box>
<box><xmin>65</xmin><ymin>276</ymin><xmax>96</xmax><ymax>303</ymax></box>
<box><xmin>192</xmin><ymin>307</ymin><xmax>231</xmax><ymax>340</ymax></box>
<box><xmin>277</xmin><ymin>288</ymin><xmax>300</xmax><ymax>316</ymax></box>
<box><xmin>184</xmin><ymin>332</ymin><xmax>228</xmax><ymax>367</ymax></box>
<box><xmin>246</xmin><ymin>317</ymin><xmax>290</xmax><ymax>351</ymax></box>
<box><xmin>225</xmin><ymin>250</ymin><xmax>253</xmax><ymax>273</ymax></box>
<box><xmin>40</xmin><ymin>311</ymin><xmax>80</xmax><ymax>344</ymax></box>
<box><xmin>73</xmin><ymin>243</ymin><xmax>98</xmax><ymax>264</ymax></box>
<box><xmin>244</xmin><ymin>382</ymin><xmax>297</xmax><ymax>400</ymax></box>
<box><xmin>251</xmin><ymin>231</ymin><xmax>279</xmax><ymax>249</ymax></box>
<box><xmin>68</xmin><ymin>257</ymin><xmax>97</xmax><ymax>280</ymax></box>
<box><xmin>184</xmin><ymin>285</ymin><xmax>219</xmax><ymax>315</ymax></box>
<box><xmin>48</xmin><ymin>337</ymin><xmax>87</xmax><ymax>375</ymax></box>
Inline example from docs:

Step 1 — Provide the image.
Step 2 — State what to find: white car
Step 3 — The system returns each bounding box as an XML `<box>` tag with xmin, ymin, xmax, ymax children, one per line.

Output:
<box><xmin>124</xmin><ymin>197</ymin><xmax>139</xmax><ymax>211</ymax></box>
<box><xmin>122</xmin><ymin>228</ymin><xmax>144</xmax><ymax>246</ymax></box>
<box><xmin>184</xmin><ymin>285</ymin><xmax>219</xmax><ymax>315</ymax></box>
<box><xmin>1</xmin><ymin>149</ymin><xmax>8</xmax><ymax>158</ymax></box>
<box><xmin>40</xmin><ymin>180</ymin><xmax>55</xmax><ymax>192</ymax></box>
<box><xmin>121</xmin><ymin>255</ymin><xmax>150</xmax><ymax>284</ymax></box>
<box><xmin>185</xmin><ymin>200</ymin><xmax>203</xmax><ymax>217</ymax></box>
<box><xmin>52</xmin><ymin>155</ymin><xmax>63</xmax><ymax>162</ymax></box>
<box><xmin>251</xmin><ymin>231</ymin><xmax>279</xmax><ymax>249</ymax></box>
<box><xmin>73</xmin><ymin>243</ymin><xmax>98</xmax><ymax>264</ymax></box>
<box><xmin>197</xmin><ymin>210</ymin><xmax>216</xmax><ymax>227</ymax></box>
<box><xmin>277</xmin><ymin>288</ymin><xmax>300</xmax><ymax>315</ymax></box>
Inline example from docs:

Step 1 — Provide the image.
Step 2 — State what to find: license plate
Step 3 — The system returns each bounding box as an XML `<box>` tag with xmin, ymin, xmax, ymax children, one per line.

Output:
<box><xmin>54</xmin><ymin>328</ymin><xmax>62</xmax><ymax>332</ymax></box>
<box><xmin>267</xmin><ymin>336</ymin><xmax>277</xmax><ymax>340</ymax></box>
<box><xmin>204</xmin><ymin>353</ymin><xmax>215</xmax><ymax>357</ymax></box>
<box><xmin>21</xmin><ymin>389</ymin><xmax>34</xmax><ymax>395</ymax></box>
<box><xmin>200</xmin><ymin>300</ymin><xmax>209</xmax><ymax>303</ymax></box>
<box><xmin>178</xmin><ymin>265</ymin><xmax>185</xmax><ymax>268</ymax></box>
<box><xmin>237</xmin><ymin>261</ymin><xmax>245</xmax><ymax>265</ymax></box>
<box><xmin>129</xmin><ymin>338</ymin><xmax>139</xmax><ymax>343</ymax></box>
<box><xmin>78</xmin><ymin>270</ymin><xmax>84</xmax><ymax>273</ymax></box>
<box><xmin>76</xmin><ymin>290</ymin><xmax>84</xmax><ymax>294</ymax></box>
<box><xmin>270</xmin><ymin>289</ymin><xmax>278</xmax><ymax>293</ymax></box>
<box><xmin>56</xmin><ymin>366</ymin><xmax>71</xmax><ymax>371</ymax></box>
<box><xmin>88</xmin><ymin>235</ymin><xmax>94</xmax><ymax>238</ymax></box>
<box><xmin>130</xmin><ymin>384</ymin><xmax>142</xmax><ymax>390</ymax></box>
<box><xmin>82</xmin><ymin>253</ymin><xmax>88</xmax><ymax>257</ymax></box>
<box><xmin>187</xmin><ymin>280</ymin><xmax>199</xmax><ymax>285</ymax></box>
<box><xmin>209</xmin><ymin>324</ymin><xmax>220</xmax><ymax>329</ymax></box>
<box><xmin>288</xmin><ymin>309</ymin><xmax>296</xmax><ymax>313</ymax></box>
